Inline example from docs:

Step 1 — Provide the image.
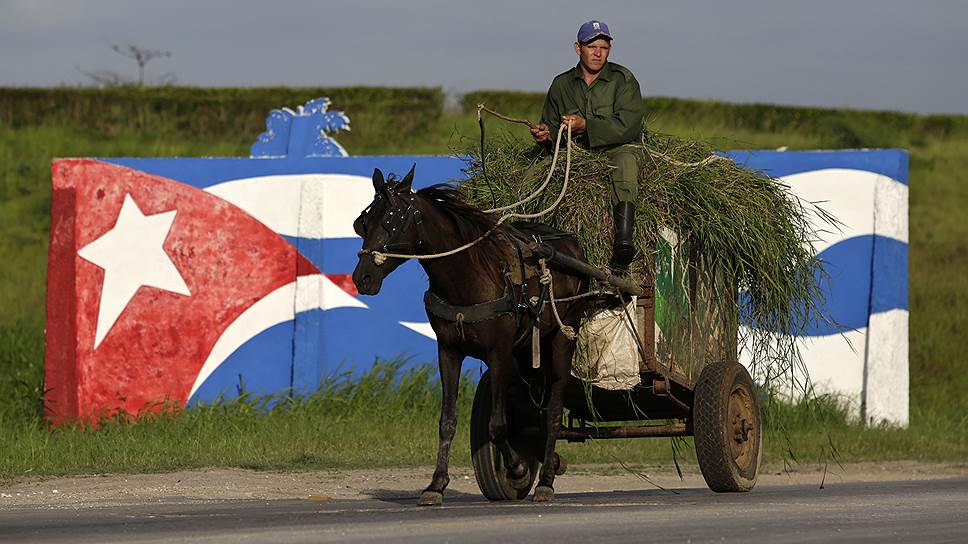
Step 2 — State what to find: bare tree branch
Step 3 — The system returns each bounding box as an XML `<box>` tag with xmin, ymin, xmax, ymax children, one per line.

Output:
<box><xmin>75</xmin><ymin>66</ymin><xmax>131</xmax><ymax>88</ymax></box>
<box><xmin>109</xmin><ymin>43</ymin><xmax>171</xmax><ymax>86</ymax></box>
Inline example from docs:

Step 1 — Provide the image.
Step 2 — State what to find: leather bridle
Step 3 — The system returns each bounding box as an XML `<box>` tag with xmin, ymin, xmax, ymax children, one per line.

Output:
<box><xmin>354</xmin><ymin>186</ymin><xmax>424</xmax><ymax>256</ymax></box>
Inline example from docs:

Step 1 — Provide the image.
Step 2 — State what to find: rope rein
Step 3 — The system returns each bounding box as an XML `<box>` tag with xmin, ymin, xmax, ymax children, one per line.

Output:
<box><xmin>365</xmin><ymin>216</ymin><xmax>511</xmax><ymax>265</ymax></box>
<box><xmin>360</xmin><ymin>111</ymin><xmax>573</xmax><ymax>264</ymax></box>
<box><xmin>481</xmin><ymin>113</ymin><xmax>564</xmax><ymax>214</ymax></box>
<box><xmin>476</xmin><ymin>104</ymin><xmax>538</xmax><ymax>130</ymax></box>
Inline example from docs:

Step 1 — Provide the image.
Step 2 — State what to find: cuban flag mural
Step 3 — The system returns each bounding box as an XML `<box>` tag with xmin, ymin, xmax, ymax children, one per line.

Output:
<box><xmin>43</xmin><ymin>100</ymin><xmax>908</xmax><ymax>426</ymax></box>
<box><xmin>45</xmin><ymin>155</ymin><xmax>461</xmax><ymax>423</ymax></box>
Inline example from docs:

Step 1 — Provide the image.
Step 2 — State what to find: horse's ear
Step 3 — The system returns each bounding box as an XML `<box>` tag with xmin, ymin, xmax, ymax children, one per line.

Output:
<box><xmin>398</xmin><ymin>163</ymin><xmax>416</xmax><ymax>192</ymax></box>
<box><xmin>372</xmin><ymin>168</ymin><xmax>386</xmax><ymax>192</ymax></box>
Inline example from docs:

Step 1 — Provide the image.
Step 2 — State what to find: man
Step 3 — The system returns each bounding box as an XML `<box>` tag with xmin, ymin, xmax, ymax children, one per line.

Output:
<box><xmin>531</xmin><ymin>20</ymin><xmax>644</xmax><ymax>269</ymax></box>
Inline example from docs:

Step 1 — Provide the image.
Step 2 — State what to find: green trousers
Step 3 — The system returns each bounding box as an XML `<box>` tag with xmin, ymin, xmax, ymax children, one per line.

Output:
<box><xmin>525</xmin><ymin>144</ymin><xmax>641</xmax><ymax>205</ymax></box>
<box><xmin>604</xmin><ymin>145</ymin><xmax>640</xmax><ymax>206</ymax></box>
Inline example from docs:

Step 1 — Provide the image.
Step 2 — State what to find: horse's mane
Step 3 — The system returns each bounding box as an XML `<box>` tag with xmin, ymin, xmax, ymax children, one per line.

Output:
<box><xmin>415</xmin><ymin>183</ymin><xmax>510</xmax><ymax>281</ymax></box>
<box><xmin>416</xmin><ymin>184</ymin><xmax>501</xmax><ymax>239</ymax></box>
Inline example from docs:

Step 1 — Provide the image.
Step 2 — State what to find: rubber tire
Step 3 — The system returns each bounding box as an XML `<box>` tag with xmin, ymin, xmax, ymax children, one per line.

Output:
<box><xmin>470</xmin><ymin>371</ymin><xmax>538</xmax><ymax>501</ymax></box>
<box><xmin>693</xmin><ymin>362</ymin><xmax>762</xmax><ymax>492</ymax></box>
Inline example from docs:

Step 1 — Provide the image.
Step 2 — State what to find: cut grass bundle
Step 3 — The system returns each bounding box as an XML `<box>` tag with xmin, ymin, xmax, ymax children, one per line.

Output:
<box><xmin>461</xmin><ymin>127</ymin><xmax>835</xmax><ymax>389</ymax></box>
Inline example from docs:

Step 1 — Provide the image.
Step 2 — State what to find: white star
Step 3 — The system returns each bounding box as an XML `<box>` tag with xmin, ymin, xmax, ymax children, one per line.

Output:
<box><xmin>78</xmin><ymin>194</ymin><xmax>191</xmax><ymax>349</ymax></box>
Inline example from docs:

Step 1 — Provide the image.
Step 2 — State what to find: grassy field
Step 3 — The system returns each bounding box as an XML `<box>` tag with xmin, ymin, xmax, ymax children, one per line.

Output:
<box><xmin>1</xmin><ymin>89</ymin><xmax>966</xmax><ymax>479</ymax></box>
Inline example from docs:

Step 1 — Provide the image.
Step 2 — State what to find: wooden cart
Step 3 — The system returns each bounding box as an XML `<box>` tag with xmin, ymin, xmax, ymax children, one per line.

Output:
<box><xmin>469</xmin><ymin>233</ymin><xmax>762</xmax><ymax>499</ymax></box>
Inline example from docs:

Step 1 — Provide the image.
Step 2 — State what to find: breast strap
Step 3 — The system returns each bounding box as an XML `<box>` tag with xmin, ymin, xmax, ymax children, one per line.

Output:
<box><xmin>423</xmin><ymin>289</ymin><xmax>517</xmax><ymax>324</ymax></box>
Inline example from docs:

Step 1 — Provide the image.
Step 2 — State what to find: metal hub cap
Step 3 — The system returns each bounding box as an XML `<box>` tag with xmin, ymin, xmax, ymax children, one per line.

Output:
<box><xmin>727</xmin><ymin>384</ymin><xmax>756</xmax><ymax>468</ymax></box>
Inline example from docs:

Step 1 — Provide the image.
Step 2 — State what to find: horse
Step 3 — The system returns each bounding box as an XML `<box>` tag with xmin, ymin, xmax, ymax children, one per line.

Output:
<box><xmin>351</xmin><ymin>165</ymin><xmax>589</xmax><ymax>505</ymax></box>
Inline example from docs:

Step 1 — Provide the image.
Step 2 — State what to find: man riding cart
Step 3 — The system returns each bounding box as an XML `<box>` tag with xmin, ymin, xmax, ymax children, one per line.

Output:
<box><xmin>530</xmin><ymin>20</ymin><xmax>644</xmax><ymax>270</ymax></box>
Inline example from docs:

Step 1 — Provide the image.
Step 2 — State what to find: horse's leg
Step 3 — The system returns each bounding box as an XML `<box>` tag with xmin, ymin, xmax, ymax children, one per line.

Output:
<box><xmin>418</xmin><ymin>346</ymin><xmax>464</xmax><ymax>506</ymax></box>
<box><xmin>487</xmin><ymin>348</ymin><xmax>527</xmax><ymax>480</ymax></box>
<box><xmin>533</xmin><ymin>332</ymin><xmax>574</xmax><ymax>502</ymax></box>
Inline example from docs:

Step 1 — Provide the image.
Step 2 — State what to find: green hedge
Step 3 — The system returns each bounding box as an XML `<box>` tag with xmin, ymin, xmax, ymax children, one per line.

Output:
<box><xmin>645</xmin><ymin>96</ymin><xmax>968</xmax><ymax>147</ymax></box>
<box><xmin>0</xmin><ymin>86</ymin><xmax>445</xmax><ymax>146</ymax></box>
<box><xmin>5</xmin><ymin>87</ymin><xmax>963</xmax><ymax>153</ymax></box>
<box><xmin>463</xmin><ymin>90</ymin><xmax>968</xmax><ymax>149</ymax></box>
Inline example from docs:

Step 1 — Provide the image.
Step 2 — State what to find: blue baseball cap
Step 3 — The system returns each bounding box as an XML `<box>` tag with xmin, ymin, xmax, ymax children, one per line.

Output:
<box><xmin>577</xmin><ymin>20</ymin><xmax>612</xmax><ymax>44</ymax></box>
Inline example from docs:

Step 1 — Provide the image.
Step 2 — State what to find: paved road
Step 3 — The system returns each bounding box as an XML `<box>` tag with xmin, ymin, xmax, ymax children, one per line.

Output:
<box><xmin>1</xmin><ymin>478</ymin><xmax>966</xmax><ymax>543</ymax></box>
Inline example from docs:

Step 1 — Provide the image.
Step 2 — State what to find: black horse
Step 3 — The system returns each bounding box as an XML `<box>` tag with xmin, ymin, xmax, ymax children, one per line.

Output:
<box><xmin>352</xmin><ymin>166</ymin><xmax>588</xmax><ymax>504</ymax></box>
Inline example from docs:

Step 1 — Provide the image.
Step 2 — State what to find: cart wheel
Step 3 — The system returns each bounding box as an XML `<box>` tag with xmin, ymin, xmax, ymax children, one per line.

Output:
<box><xmin>693</xmin><ymin>362</ymin><xmax>762</xmax><ymax>492</ymax></box>
<box><xmin>470</xmin><ymin>370</ymin><xmax>539</xmax><ymax>501</ymax></box>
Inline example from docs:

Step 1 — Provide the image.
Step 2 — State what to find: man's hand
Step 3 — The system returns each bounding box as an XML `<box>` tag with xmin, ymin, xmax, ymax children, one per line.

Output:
<box><xmin>561</xmin><ymin>114</ymin><xmax>587</xmax><ymax>133</ymax></box>
<box><xmin>530</xmin><ymin>123</ymin><xmax>550</xmax><ymax>143</ymax></box>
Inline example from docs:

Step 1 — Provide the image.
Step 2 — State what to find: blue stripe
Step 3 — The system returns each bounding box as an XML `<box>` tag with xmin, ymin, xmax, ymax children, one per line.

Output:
<box><xmin>281</xmin><ymin>236</ymin><xmax>361</xmax><ymax>274</ymax></box>
<box><xmin>725</xmin><ymin>149</ymin><xmax>909</xmax><ymax>185</ymax></box>
<box><xmin>870</xmin><ymin>236</ymin><xmax>908</xmax><ymax>314</ymax></box>
<box><xmin>102</xmin><ymin>156</ymin><xmax>469</xmax><ymax>189</ymax></box>
<box><xmin>187</xmin><ymin>319</ymin><xmax>294</xmax><ymax>405</ymax></box>
<box><xmin>105</xmin><ymin>151</ymin><xmax>908</xmax><ymax>189</ymax></box>
<box><xmin>742</xmin><ymin>234</ymin><xmax>908</xmax><ymax>337</ymax></box>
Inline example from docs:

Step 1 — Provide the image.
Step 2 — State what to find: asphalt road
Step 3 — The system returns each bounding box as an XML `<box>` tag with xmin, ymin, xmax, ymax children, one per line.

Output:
<box><xmin>1</xmin><ymin>478</ymin><xmax>966</xmax><ymax>543</ymax></box>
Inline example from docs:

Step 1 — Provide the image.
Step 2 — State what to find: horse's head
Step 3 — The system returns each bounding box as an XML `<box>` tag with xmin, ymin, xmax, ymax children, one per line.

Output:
<box><xmin>352</xmin><ymin>165</ymin><xmax>422</xmax><ymax>295</ymax></box>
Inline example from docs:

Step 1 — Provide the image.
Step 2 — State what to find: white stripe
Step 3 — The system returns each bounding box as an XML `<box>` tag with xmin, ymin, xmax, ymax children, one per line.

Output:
<box><xmin>204</xmin><ymin>174</ymin><xmax>374</xmax><ymax>238</ymax></box>
<box><xmin>864</xmin><ymin>309</ymin><xmax>909</xmax><ymax>426</ymax></box>
<box><xmin>739</xmin><ymin>326</ymin><xmax>866</xmax><ymax>418</ymax></box>
<box><xmin>188</xmin><ymin>274</ymin><xmax>367</xmax><ymax>398</ymax></box>
<box><xmin>873</xmin><ymin>174</ymin><xmax>909</xmax><ymax>244</ymax></box>
<box><xmin>399</xmin><ymin>321</ymin><xmax>437</xmax><ymax>339</ymax></box>
<box><xmin>780</xmin><ymin>168</ymin><xmax>908</xmax><ymax>254</ymax></box>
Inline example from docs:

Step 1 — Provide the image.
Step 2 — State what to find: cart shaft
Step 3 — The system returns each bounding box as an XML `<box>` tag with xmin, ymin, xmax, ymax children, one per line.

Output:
<box><xmin>558</xmin><ymin>422</ymin><xmax>690</xmax><ymax>441</ymax></box>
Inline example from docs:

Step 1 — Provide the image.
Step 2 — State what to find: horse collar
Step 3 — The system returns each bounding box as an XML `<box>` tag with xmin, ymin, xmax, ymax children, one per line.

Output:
<box><xmin>423</xmin><ymin>289</ymin><xmax>517</xmax><ymax>324</ymax></box>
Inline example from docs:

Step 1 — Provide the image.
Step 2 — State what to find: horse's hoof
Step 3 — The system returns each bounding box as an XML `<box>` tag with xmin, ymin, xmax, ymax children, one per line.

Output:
<box><xmin>532</xmin><ymin>485</ymin><xmax>554</xmax><ymax>502</ymax></box>
<box><xmin>417</xmin><ymin>491</ymin><xmax>443</xmax><ymax>506</ymax></box>
<box><xmin>554</xmin><ymin>454</ymin><xmax>568</xmax><ymax>476</ymax></box>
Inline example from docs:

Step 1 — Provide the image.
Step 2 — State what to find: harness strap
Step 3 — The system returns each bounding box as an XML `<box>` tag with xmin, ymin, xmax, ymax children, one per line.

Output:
<box><xmin>423</xmin><ymin>290</ymin><xmax>517</xmax><ymax>324</ymax></box>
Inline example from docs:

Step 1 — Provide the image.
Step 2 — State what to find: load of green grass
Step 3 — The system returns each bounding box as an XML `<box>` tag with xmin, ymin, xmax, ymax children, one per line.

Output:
<box><xmin>461</xmin><ymin>126</ymin><xmax>835</xmax><ymax>384</ymax></box>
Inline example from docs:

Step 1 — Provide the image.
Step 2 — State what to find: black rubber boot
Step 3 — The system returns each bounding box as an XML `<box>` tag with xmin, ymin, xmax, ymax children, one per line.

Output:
<box><xmin>610</xmin><ymin>202</ymin><xmax>636</xmax><ymax>270</ymax></box>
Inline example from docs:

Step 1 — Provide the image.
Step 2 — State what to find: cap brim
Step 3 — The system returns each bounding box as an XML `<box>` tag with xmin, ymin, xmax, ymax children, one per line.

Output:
<box><xmin>580</xmin><ymin>32</ymin><xmax>612</xmax><ymax>44</ymax></box>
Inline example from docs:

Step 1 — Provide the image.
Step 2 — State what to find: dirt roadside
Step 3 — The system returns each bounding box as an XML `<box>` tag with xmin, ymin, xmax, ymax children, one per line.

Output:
<box><xmin>2</xmin><ymin>461</ymin><xmax>966</xmax><ymax>509</ymax></box>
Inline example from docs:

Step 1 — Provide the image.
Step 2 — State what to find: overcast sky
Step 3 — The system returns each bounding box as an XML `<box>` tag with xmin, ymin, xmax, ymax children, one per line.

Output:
<box><xmin>2</xmin><ymin>0</ymin><xmax>965</xmax><ymax>115</ymax></box>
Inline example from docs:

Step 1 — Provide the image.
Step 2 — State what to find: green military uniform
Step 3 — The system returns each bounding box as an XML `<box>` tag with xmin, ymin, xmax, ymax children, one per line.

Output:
<box><xmin>539</xmin><ymin>61</ymin><xmax>645</xmax><ymax>205</ymax></box>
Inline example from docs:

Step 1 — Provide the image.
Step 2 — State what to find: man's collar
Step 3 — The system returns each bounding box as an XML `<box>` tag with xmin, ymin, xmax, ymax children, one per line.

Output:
<box><xmin>572</xmin><ymin>62</ymin><xmax>613</xmax><ymax>82</ymax></box>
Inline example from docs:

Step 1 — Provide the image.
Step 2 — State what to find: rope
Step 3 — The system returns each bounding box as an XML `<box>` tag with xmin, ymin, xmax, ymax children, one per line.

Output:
<box><xmin>553</xmin><ymin>290</ymin><xmax>605</xmax><ymax>303</ymax></box>
<box><xmin>360</xmin><ymin>215</ymin><xmax>511</xmax><ymax>264</ymax></box>
<box><xmin>539</xmin><ymin>258</ymin><xmax>577</xmax><ymax>340</ymax></box>
<box><xmin>477</xmin><ymin>104</ymin><xmax>538</xmax><ymax>130</ymax></box>
<box><xmin>502</xmin><ymin>122</ymin><xmax>572</xmax><ymax>221</ymax></box>
<box><xmin>482</xmin><ymin>120</ymin><xmax>566</xmax><ymax>214</ymax></box>
<box><xmin>478</xmin><ymin>106</ymin><xmax>498</xmax><ymax>209</ymax></box>
<box><xmin>641</xmin><ymin>134</ymin><xmax>730</xmax><ymax>168</ymax></box>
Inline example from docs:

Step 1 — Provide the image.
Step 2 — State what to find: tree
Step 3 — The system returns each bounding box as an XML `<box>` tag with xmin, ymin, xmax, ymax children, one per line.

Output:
<box><xmin>78</xmin><ymin>43</ymin><xmax>175</xmax><ymax>87</ymax></box>
<box><xmin>110</xmin><ymin>43</ymin><xmax>171</xmax><ymax>86</ymax></box>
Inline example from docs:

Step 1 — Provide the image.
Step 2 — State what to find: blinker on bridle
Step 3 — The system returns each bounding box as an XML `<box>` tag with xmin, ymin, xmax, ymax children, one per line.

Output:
<box><xmin>355</xmin><ymin>184</ymin><xmax>423</xmax><ymax>258</ymax></box>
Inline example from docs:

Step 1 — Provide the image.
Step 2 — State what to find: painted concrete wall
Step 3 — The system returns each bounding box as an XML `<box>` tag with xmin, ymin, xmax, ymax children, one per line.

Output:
<box><xmin>44</xmin><ymin>150</ymin><xmax>908</xmax><ymax>426</ymax></box>
<box><xmin>729</xmin><ymin>150</ymin><xmax>909</xmax><ymax>425</ymax></box>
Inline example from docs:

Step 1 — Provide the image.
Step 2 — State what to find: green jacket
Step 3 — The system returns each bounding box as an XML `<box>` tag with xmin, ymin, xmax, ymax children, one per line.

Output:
<box><xmin>539</xmin><ymin>61</ymin><xmax>644</xmax><ymax>150</ymax></box>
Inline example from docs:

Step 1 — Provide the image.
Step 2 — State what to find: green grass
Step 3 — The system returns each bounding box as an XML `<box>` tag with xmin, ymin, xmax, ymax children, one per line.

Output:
<box><xmin>1</xmin><ymin>90</ymin><xmax>966</xmax><ymax>479</ymax></box>
<box><xmin>0</xmin><ymin>363</ymin><xmax>475</xmax><ymax>476</ymax></box>
<box><xmin>2</xmin><ymin>364</ymin><xmax>961</xmax><ymax>478</ymax></box>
